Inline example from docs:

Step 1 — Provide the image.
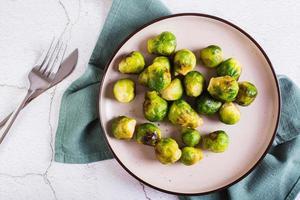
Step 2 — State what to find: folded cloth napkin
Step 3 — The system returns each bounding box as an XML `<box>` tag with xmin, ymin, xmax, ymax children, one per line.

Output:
<box><xmin>54</xmin><ymin>0</ymin><xmax>300</xmax><ymax>199</ymax></box>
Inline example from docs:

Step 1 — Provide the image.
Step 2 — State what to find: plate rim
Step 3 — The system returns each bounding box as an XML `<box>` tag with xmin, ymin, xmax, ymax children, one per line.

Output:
<box><xmin>98</xmin><ymin>13</ymin><xmax>281</xmax><ymax>196</ymax></box>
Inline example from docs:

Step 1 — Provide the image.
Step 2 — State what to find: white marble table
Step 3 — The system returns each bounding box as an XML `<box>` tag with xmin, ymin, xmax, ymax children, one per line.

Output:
<box><xmin>0</xmin><ymin>0</ymin><xmax>299</xmax><ymax>199</ymax></box>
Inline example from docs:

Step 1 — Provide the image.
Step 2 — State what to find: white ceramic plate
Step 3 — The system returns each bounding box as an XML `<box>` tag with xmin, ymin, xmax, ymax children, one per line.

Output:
<box><xmin>99</xmin><ymin>14</ymin><xmax>280</xmax><ymax>195</ymax></box>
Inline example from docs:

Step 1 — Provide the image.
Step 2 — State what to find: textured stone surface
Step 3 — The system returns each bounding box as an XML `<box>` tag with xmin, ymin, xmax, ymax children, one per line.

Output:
<box><xmin>0</xmin><ymin>0</ymin><xmax>299</xmax><ymax>199</ymax></box>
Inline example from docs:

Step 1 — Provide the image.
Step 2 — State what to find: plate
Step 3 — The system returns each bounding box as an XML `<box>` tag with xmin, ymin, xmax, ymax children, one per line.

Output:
<box><xmin>98</xmin><ymin>13</ymin><xmax>280</xmax><ymax>195</ymax></box>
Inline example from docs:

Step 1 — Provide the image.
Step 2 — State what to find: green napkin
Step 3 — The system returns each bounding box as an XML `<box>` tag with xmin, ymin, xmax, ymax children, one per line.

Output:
<box><xmin>55</xmin><ymin>0</ymin><xmax>300</xmax><ymax>199</ymax></box>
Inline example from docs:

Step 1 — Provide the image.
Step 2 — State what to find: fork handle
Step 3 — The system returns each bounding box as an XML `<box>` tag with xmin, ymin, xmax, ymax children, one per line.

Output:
<box><xmin>0</xmin><ymin>90</ymin><xmax>34</xmax><ymax>144</ymax></box>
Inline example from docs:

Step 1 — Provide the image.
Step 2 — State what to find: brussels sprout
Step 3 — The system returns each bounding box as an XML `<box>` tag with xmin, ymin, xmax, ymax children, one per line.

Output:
<box><xmin>168</xmin><ymin>99</ymin><xmax>203</xmax><ymax>129</ymax></box>
<box><xmin>147</xmin><ymin>31</ymin><xmax>177</xmax><ymax>56</ymax></box>
<box><xmin>219</xmin><ymin>102</ymin><xmax>240</xmax><ymax>125</ymax></box>
<box><xmin>174</xmin><ymin>49</ymin><xmax>196</xmax><ymax>76</ymax></box>
<box><xmin>160</xmin><ymin>78</ymin><xmax>183</xmax><ymax>101</ymax></box>
<box><xmin>113</xmin><ymin>78</ymin><xmax>135</xmax><ymax>103</ymax></box>
<box><xmin>143</xmin><ymin>91</ymin><xmax>168</xmax><ymax>122</ymax></box>
<box><xmin>180</xmin><ymin>147</ymin><xmax>203</xmax><ymax>166</ymax></box>
<box><xmin>138</xmin><ymin>58</ymin><xmax>171</xmax><ymax>92</ymax></box>
<box><xmin>202</xmin><ymin>130</ymin><xmax>229</xmax><ymax>153</ymax></box>
<box><xmin>155</xmin><ymin>138</ymin><xmax>182</xmax><ymax>164</ymax></box>
<box><xmin>134</xmin><ymin>123</ymin><xmax>161</xmax><ymax>146</ymax></box>
<box><xmin>111</xmin><ymin>116</ymin><xmax>136</xmax><ymax>139</ymax></box>
<box><xmin>235</xmin><ymin>81</ymin><xmax>258</xmax><ymax>106</ymax></box>
<box><xmin>181</xmin><ymin>128</ymin><xmax>201</xmax><ymax>147</ymax></box>
<box><xmin>118</xmin><ymin>51</ymin><xmax>145</xmax><ymax>74</ymax></box>
<box><xmin>184</xmin><ymin>71</ymin><xmax>205</xmax><ymax>97</ymax></box>
<box><xmin>195</xmin><ymin>92</ymin><xmax>222</xmax><ymax>115</ymax></box>
<box><xmin>207</xmin><ymin>76</ymin><xmax>239</xmax><ymax>102</ymax></box>
<box><xmin>217</xmin><ymin>58</ymin><xmax>242</xmax><ymax>80</ymax></box>
<box><xmin>200</xmin><ymin>45</ymin><xmax>223</xmax><ymax>68</ymax></box>
<box><xmin>153</xmin><ymin>56</ymin><xmax>171</xmax><ymax>70</ymax></box>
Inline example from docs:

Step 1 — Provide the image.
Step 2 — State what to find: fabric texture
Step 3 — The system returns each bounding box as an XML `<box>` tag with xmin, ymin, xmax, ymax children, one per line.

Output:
<box><xmin>54</xmin><ymin>0</ymin><xmax>300</xmax><ymax>199</ymax></box>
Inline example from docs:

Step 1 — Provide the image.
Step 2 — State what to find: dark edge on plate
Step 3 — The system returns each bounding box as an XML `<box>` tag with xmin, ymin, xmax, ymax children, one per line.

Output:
<box><xmin>97</xmin><ymin>13</ymin><xmax>281</xmax><ymax>196</ymax></box>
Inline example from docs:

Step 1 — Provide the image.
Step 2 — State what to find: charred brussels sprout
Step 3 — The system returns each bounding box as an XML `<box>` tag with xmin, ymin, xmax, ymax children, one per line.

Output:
<box><xmin>200</xmin><ymin>45</ymin><xmax>223</xmax><ymax>68</ymax></box>
<box><xmin>155</xmin><ymin>138</ymin><xmax>182</xmax><ymax>164</ymax></box>
<box><xmin>143</xmin><ymin>91</ymin><xmax>168</xmax><ymax>122</ymax></box>
<box><xmin>113</xmin><ymin>78</ymin><xmax>135</xmax><ymax>103</ymax></box>
<box><xmin>138</xmin><ymin>57</ymin><xmax>171</xmax><ymax>92</ymax></box>
<box><xmin>235</xmin><ymin>81</ymin><xmax>258</xmax><ymax>106</ymax></box>
<box><xmin>174</xmin><ymin>49</ymin><xmax>196</xmax><ymax>76</ymax></box>
<box><xmin>207</xmin><ymin>76</ymin><xmax>239</xmax><ymax>102</ymax></box>
<box><xmin>111</xmin><ymin>116</ymin><xmax>136</xmax><ymax>139</ymax></box>
<box><xmin>160</xmin><ymin>78</ymin><xmax>183</xmax><ymax>101</ymax></box>
<box><xmin>219</xmin><ymin>102</ymin><xmax>240</xmax><ymax>125</ymax></box>
<box><xmin>217</xmin><ymin>58</ymin><xmax>242</xmax><ymax>80</ymax></box>
<box><xmin>118</xmin><ymin>51</ymin><xmax>145</xmax><ymax>74</ymax></box>
<box><xmin>147</xmin><ymin>31</ymin><xmax>177</xmax><ymax>56</ymax></box>
<box><xmin>202</xmin><ymin>130</ymin><xmax>229</xmax><ymax>153</ymax></box>
<box><xmin>181</xmin><ymin>128</ymin><xmax>201</xmax><ymax>147</ymax></box>
<box><xmin>134</xmin><ymin>123</ymin><xmax>161</xmax><ymax>146</ymax></box>
<box><xmin>195</xmin><ymin>92</ymin><xmax>222</xmax><ymax>115</ymax></box>
<box><xmin>184</xmin><ymin>71</ymin><xmax>205</xmax><ymax>97</ymax></box>
<box><xmin>180</xmin><ymin>147</ymin><xmax>203</xmax><ymax>166</ymax></box>
<box><xmin>168</xmin><ymin>99</ymin><xmax>203</xmax><ymax>129</ymax></box>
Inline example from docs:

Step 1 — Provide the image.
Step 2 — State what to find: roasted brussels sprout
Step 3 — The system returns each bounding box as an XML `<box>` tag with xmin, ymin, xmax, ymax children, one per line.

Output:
<box><xmin>184</xmin><ymin>71</ymin><xmax>205</xmax><ymax>97</ymax></box>
<box><xmin>160</xmin><ymin>78</ymin><xmax>183</xmax><ymax>101</ymax></box>
<box><xmin>153</xmin><ymin>56</ymin><xmax>171</xmax><ymax>70</ymax></box>
<box><xmin>200</xmin><ymin>45</ymin><xmax>223</xmax><ymax>68</ymax></box>
<box><xmin>181</xmin><ymin>128</ymin><xmax>201</xmax><ymax>147</ymax></box>
<box><xmin>113</xmin><ymin>78</ymin><xmax>135</xmax><ymax>103</ymax></box>
<box><xmin>180</xmin><ymin>147</ymin><xmax>203</xmax><ymax>166</ymax></box>
<box><xmin>143</xmin><ymin>91</ymin><xmax>168</xmax><ymax>122</ymax></box>
<box><xmin>219</xmin><ymin>102</ymin><xmax>240</xmax><ymax>125</ymax></box>
<box><xmin>111</xmin><ymin>116</ymin><xmax>136</xmax><ymax>139</ymax></box>
<box><xmin>195</xmin><ymin>92</ymin><xmax>222</xmax><ymax>115</ymax></box>
<box><xmin>147</xmin><ymin>31</ymin><xmax>177</xmax><ymax>56</ymax></box>
<box><xmin>134</xmin><ymin>123</ymin><xmax>161</xmax><ymax>146</ymax></box>
<box><xmin>118</xmin><ymin>51</ymin><xmax>145</xmax><ymax>74</ymax></box>
<box><xmin>174</xmin><ymin>49</ymin><xmax>196</xmax><ymax>76</ymax></box>
<box><xmin>207</xmin><ymin>76</ymin><xmax>239</xmax><ymax>102</ymax></box>
<box><xmin>202</xmin><ymin>130</ymin><xmax>229</xmax><ymax>153</ymax></box>
<box><xmin>235</xmin><ymin>81</ymin><xmax>258</xmax><ymax>106</ymax></box>
<box><xmin>217</xmin><ymin>58</ymin><xmax>242</xmax><ymax>80</ymax></box>
<box><xmin>155</xmin><ymin>138</ymin><xmax>182</xmax><ymax>164</ymax></box>
<box><xmin>168</xmin><ymin>99</ymin><xmax>203</xmax><ymax>129</ymax></box>
<box><xmin>138</xmin><ymin>57</ymin><xmax>171</xmax><ymax>92</ymax></box>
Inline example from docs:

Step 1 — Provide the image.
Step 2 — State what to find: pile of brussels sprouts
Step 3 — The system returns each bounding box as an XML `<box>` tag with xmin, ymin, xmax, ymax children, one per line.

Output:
<box><xmin>111</xmin><ymin>31</ymin><xmax>258</xmax><ymax>166</ymax></box>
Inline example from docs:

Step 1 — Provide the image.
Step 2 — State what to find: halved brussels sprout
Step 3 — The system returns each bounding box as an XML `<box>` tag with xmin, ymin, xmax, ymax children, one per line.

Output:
<box><xmin>202</xmin><ymin>130</ymin><xmax>229</xmax><ymax>153</ymax></box>
<box><xmin>217</xmin><ymin>58</ymin><xmax>242</xmax><ymax>80</ymax></box>
<box><xmin>118</xmin><ymin>51</ymin><xmax>145</xmax><ymax>74</ymax></box>
<box><xmin>180</xmin><ymin>147</ymin><xmax>203</xmax><ymax>166</ymax></box>
<box><xmin>168</xmin><ymin>99</ymin><xmax>203</xmax><ymax>129</ymax></box>
<box><xmin>113</xmin><ymin>78</ymin><xmax>135</xmax><ymax>103</ymax></box>
<box><xmin>134</xmin><ymin>123</ymin><xmax>161</xmax><ymax>146</ymax></box>
<box><xmin>207</xmin><ymin>76</ymin><xmax>239</xmax><ymax>102</ymax></box>
<box><xmin>200</xmin><ymin>45</ymin><xmax>223</xmax><ymax>68</ymax></box>
<box><xmin>195</xmin><ymin>92</ymin><xmax>222</xmax><ymax>115</ymax></box>
<box><xmin>184</xmin><ymin>71</ymin><xmax>205</xmax><ymax>97</ymax></box>
<box><xmin>219</xmin><ymin>102</ymin><xmax>240</xmax><ymax>125</ymax></box>
<box><xmin>160</xmin><ymin>78</ymin><xmax>183</xmax><ymax>101</ymax></box>
<box><xmin>235</xmin><ymin>81</ymin><xmax>258</xmax><ymax>106</ymax></box>
<box><xmin>181</xmin><ymin>128</ymin><xmax>201</xmax><ymax>147</ymax></box>
<box><xmin>155</xmin><ymin>138</ymin><xmax>182</xmax><ymax>164</ymax></box>
<box><xmin>143</xmin><ymin>91</ymin><xmax>168</xmax><ymax>122</ymax></box>
<box><xmin>147</xmin><ymin>31</ymin><xmax>177</xmax><ymax>56</ymax></box>
<box><xmin>138</xmin><ymin>57</ymin><xmax>171</xmax><ymax>92</ymax></box>
<box><xmin>111</xmin><ymin>116</ymin><xmax>136</xmax><ymax>139</ymax></box>
<box><xmin>174</xmin><ymin>49</ymin><xmax>196</xmax><ymax>76</ymax></box>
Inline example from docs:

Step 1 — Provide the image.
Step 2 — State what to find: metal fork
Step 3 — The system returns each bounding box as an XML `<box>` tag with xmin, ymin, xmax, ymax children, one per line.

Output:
<box><xmin>0</xmin><ymin>38</ymin><xmax>67</xmax><ymax>144</ymax></box>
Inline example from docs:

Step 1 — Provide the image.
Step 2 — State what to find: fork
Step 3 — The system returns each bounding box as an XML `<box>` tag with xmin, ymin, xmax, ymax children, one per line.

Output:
<box><xmin>0</xmin><ymin>38</ymin><xmax>67</xmax><ymax>144</ymax></box>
